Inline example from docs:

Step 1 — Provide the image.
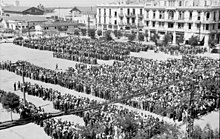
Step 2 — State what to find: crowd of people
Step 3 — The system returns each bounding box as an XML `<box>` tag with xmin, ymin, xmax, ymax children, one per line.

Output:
<box><xmin>0</xmin><ymin>54</ymin><xmax>219</xmax><ymax>122</ymax></box>
<box><xmin>11</xmin><ymin>81</ymin><xmax>166</xmax><ymax>139</ymax></box>
<box><xmin>13</xmin><ymin>37</ymin><xmax>151</xmax><ymax>63</ymax></box>
<box><xmin>157</xmin><ymin>45</ymin><xmax>207</xmax><ymax>55</ymax></box>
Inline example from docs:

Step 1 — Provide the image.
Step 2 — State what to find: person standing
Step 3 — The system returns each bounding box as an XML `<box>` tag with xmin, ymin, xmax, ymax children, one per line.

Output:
<box><xmin>14</xmin><ymin>82</ymin><xmax>17</xmax><ymax>91</ymax></box>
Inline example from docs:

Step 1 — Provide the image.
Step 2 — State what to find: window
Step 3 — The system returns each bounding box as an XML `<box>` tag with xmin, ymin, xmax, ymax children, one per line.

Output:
<box><xmin>219</xmin><ymin>10</ymin><xmax>220</xmax><ymax>20</ymax></box>
<box><xmin>146</xmin><ymin>10</ymin><xmax>149</xmax><ymax>18</ymax></box>
<box><xmin>99</xmin><ymin>17</ymin><xmax>101</xmax><ymax>24</ymax></box>
<box><xmin>152</xmin><ymin>21</ymin><xmax>156</xmax><ymax>27</ymax></box>
<box><xmin>179</xmin><ymin>1</ymin><xmax>182</xmax><ymax>6</ymax></box>
<box><xmin>189</xmin><ymin>12</ymin><xmax>192</xmax><ymax>20</ymax></box>
<box><xmin>127</xmin><ymin>18</ymin><xmax>129</xmax><ymax>24</ymax></box>
<box><xmin>153</xmin><ymin>11</ymin><xmax>156</xmax><ymax>19</ymax></box>
<box><xmin>168</xmin><ymin>22</ymin><xmax>174</xmax><ymax>28</ymax></box>
<box><xmin>99</xmin><ymin>9</ymin><xmax>101</xmax><ymax>15</ymax></box>
<box><xmin>197</xmin><ymin>12</ymin><xmax>201</xmax><ymax>20</ymax></box>
<box><xmin>196</xmin><ymin>23</ymin><xmax>201</xmax><ymax>30</ymax></box>
<box><xmin>179</xmin><ymin>11</ymin><xmax>184</xmax><ymax>20</ymax></box>
<box><xmin>132</xmin><ymin>18</ymin><xmax>135</xmax><ymax>24</ymax></box>
<box><xmin>127</xmin><ymin>9</ymin><xmax>130</xmax><ymax>15</ymax></box>
<box><xmin>146</xmin><ymin>21</ymin><xmax>149</xmax><ymax>26</ymax></box>
<box><xmin>109</xmin><ymin>9</ymin><xmax>111</xmax><ymax>16</ymax></box>
<box><xmin>114</xmin><ymin>20</ymin><xmax>117</xmax><ymax>25</ymax></box>
<box><xmin>212</xmin><ymin>24</ymin><xmax>215</xmax><ymax>30</ymax></box>
<box><xmin>159</xmin><ymin>22</ymin><xmax>164</xmax><ymax>27</ymax></box>
<box><xmin>206</xmin><ymin>24</ymin><xmax>209</xmax><ymax>30</ymax></box>
<box><xmin>213</xmin><ymin>11</ymin><xmax>216</xmax><ymax>21</ymax></box>
<box><xmin>178</xmin><ymin>23</ymin><xmax>184</xmax><ymax>29</ymax></box>
<box><xmin>104</xmin><ymin>9</ymin><xmax>106</xmax><ymax>15</ymax></box>
<box><xmin>104</xmin><ymin>17</ymin><xmax>106</xmax><ymax>24</ymax></box>
<box><xmin>168</xmin><ymin>11</ymin><xmax>174</xmax><ymax>20</ymax></box>
<box><xmin>115</xmin><ymin>12</ymin><xmax>117</xmax><ymax>17</ymax></box>
<box><xmin>133</xmin><ymin>9</ymin><xmax>135</xmax><ymax>14</ymax></box>
<box><xmin>188</xmin><ymin>23</ymin><xmax>192</xmax><ymax>29</ymax></box>
<box><xmin>206</xmin><ymin>12</ymin><xmax>210</xmax><ymax>20</ymax></box>
<box><xmin>140</xmin><ymin>9</ymin><xmax>143</xmax><ymax>15</ymax></box>
<box><xmin>218</xmin><ymin>23</ymin><xmax>220</xmax><ymax>29</ymax></box>
<box><xmin>159</xmin><ymin>11</ymin><xmax>165</xmax><ymax>19</ymax></box>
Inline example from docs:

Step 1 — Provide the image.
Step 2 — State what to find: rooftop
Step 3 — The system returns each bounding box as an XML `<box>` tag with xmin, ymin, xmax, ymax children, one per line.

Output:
<box><xmin>41</xmin><ymin>21</ymin><xmax>85</xmax><ymax>27</ymax></box>
<box><xmin>0</xmin><ymin>15</ymin><xmax>48</xmax><ymax>22</ymax></box>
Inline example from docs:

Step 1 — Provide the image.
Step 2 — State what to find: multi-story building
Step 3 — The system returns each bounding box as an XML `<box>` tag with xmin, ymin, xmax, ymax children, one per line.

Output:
<box><xmin>97</xmin><ymin>0</ymin><xmax>220</xmax><ymax>46</ymax></box>
<box><xmin>97</xmin><ymin>0</ymin><xmax>145</xmax><ymax>35</ymax></box>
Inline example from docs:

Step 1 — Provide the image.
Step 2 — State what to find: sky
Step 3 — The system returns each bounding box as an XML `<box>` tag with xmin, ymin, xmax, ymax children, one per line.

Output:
<box><xmin>2</xmin><ymin>0</ymin><xmax>116</xmax><ymax>7</ymax></box>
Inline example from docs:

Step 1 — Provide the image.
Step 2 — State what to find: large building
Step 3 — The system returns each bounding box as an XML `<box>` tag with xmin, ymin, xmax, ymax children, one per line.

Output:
<box><xmin>97</xmin><ymin>0</ymin><xmax>220</xmax><ymax>46</ymax></box>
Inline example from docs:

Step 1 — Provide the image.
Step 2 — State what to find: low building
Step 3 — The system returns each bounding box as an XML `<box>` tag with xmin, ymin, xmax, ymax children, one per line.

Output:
<box><xmin>67</xmin><ymin>7</ymin><xmax>96</xmax><ymax>29</ymax></box>
<box><xmin>40</xmin><ymin>21</ymin><xmax>85</xmax><ymax>33</ymax></box>
<box><xmin>3</xmin><ymin>6</ymin><xmax>44</xmax><ymax>16</ymax></box>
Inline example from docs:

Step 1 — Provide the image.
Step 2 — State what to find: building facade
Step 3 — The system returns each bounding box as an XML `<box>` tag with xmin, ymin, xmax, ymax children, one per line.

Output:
<box><xmin>97</xmin><ymin>0</ymin><xmax>220</xmax><ymax>46</ymax></box>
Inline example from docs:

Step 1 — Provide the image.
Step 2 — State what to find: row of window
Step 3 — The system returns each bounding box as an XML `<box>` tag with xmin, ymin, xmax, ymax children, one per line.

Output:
<box><xmin>145</xmin><ymin>21</ymin><xmax>220</xmax><ymax>30</ymax></box>
<box><xmin>99</xmin><ymin>8</ymin><xmax>143</xmax><ymax>17</ymax></box>
<box><xmin>146</xmin><ymin>10</ymin><xmax>220</xmax><ymax>21</ymax></box>
<box><xmin>99</xmin><ymin>8</ymin><xmax>220</xmax><ymax>22</ymax></box>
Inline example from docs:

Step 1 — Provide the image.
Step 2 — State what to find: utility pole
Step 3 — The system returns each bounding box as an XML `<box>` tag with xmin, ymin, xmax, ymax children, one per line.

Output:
<box><xmin>186</xmin><ymin>81</ymin><xmax>195</xmax><ymax>139</ymax></box>
<box><xmin>11</xmin><ymin>62</ymin><xmax>26</xmax><ymax>105</ymax></box>
<box><xmin>87</xmin><ymin>13</ymin><xmax>90</xmax><ymax>37</ymax></box>
<box><xmin>199</xmin><ymin>21</ymin><xmax>201</xmax><ymax>43</ymax></box>
<box><xmin>27</xmin><ymin>22</ymin><xmax>31</xmax><ymax>39</ymax></box>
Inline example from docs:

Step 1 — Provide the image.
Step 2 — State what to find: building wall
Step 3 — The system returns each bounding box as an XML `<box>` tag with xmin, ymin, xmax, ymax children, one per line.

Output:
<box><xmin>97</xmin><ymin>0</ymin><xmax>220</xmax><ymax>45</ymax></box>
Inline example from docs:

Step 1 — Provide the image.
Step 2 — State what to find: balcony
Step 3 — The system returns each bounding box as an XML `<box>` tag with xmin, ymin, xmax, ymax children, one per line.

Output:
<box><xmin>130</xmin><ymin>13</ymin><xmax>136</xmax><ymax>18</ymax></box>
<box><xmin>131</xmin><ymin>23</ymin><xmax>137</xmax><ymax>28</ymax></box>
<box><xmin>119</xmin><ymin>22</ymin><xmax>124</xmax><ymax>26</ymax></box>
<box><xmin>125</xmin><ymin>13</ymin><xmax>131</xmax><ymax>18</ymax></box>
<box><xmin>138</xmin><ymin>22</ymin><xmax>144</xmax><ymax>28</ymax></box>
<box><xmin>138</xmin><ymin>14</ymin><xmax>144</xmax><ymax>18</ymax></box>
<box><xmin>119</xmin><ymin>13</ymin><xmax>124</xmax><ymax>18</ymax></box>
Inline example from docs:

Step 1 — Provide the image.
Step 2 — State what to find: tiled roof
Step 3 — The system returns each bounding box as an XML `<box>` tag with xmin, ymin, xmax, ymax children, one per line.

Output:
<box><xmin>0</xmin><ymin>15</ymin><xmax>48</xmax><ymax>22</ymax></box>
<box><xmin>73</xmin><ymin>7</ymin><xmax>96</xmax><ymax>15</ymax></box>
<box><xmin>3</xmin><ymin>6</ymin><xmax>31</xmax><ymax>12</ymax></box>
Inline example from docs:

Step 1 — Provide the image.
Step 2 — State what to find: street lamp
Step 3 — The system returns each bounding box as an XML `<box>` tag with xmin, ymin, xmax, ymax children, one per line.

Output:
<box><xmin>10</xmin><ymin>61</ymin><xmax>26</xmax><ymax>105</ymax></box>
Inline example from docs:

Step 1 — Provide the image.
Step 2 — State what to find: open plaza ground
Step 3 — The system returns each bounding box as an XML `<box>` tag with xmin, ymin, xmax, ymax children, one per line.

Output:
<box><xmin>0</xmin><ymin>42</ymin><xmax>219</xmax><ymax>139</ymax></box>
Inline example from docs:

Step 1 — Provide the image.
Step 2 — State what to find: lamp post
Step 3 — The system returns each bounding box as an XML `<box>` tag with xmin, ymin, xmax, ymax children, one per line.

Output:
<box><xmin>11</xmin><ymin>62</ymin><xmax>26</xmax><ymax>105</ymax></box>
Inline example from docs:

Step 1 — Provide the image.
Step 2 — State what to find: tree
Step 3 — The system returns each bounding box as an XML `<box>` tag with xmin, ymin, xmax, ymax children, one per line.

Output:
<box><xmin>88</xmin><ymin>29</ymin><xmax>96</xmax><ymax>39</ymax></box>
<box><xmin>74</xmin><ymin>28</ymin><xmax>80</xmax><ymax>36</ymax></box>
<box><xmin>163</xmin><ymin>33</ymin><xmax>172</xmax><ymax>46</ymax></box>
<box><xmin>209</xmin><ymin>37</ymin><xmax>218</xmax><ymax>49</ymax></box>
<box><xmin>128</xmin><ymin>33</ymin><xmax>136</xmax><ymax>42</ymax></box>
<box><xmin>151</xmin><ymin>33</ymin><xmax>159</xmax><ymax>45</ymax></box>
<box><xmin>144</xmin><ymin>30</ymin><xmax>149</xmax><ymax>41</ymax></box>
<box><xmin>113</xmin><ymin>30</ymin><xmax>123</xmax><ymax>38</ymax></box>
<box><xmin>188</xmin><ymin>36</ymin><xmax>199</xmax><ymax>46</ymax></box>
<box><xmin>177</xmin><ymin>35</ymin><xmax>184</xmax><ymax>45</ymax></box>
<box><xmin>138</xmin><ymin>33</ymin><xmax>145</xmax><ymax>42</ymax></box>
<box><xmin>97</xmin><ymin>30</ymin><xmax>102</xmax><ymax>36</ymax></box>
<box><xmin>1</xmin><ymin>92</ymin><xmax>20</xmax><ymax>120</ymax></box>
<box><xmin>81</xmin><ymin>28</ymin><xmax>87</xmax><ymax>36</ymax></box>
<box><xmin>105</xmin><ymin>30</ymin><xmax>113</xmax><ymax>41</ymax></box>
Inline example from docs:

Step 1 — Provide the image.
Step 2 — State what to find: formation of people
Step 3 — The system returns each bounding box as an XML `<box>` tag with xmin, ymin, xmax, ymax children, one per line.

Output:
<box><xmin>0</xmin><ymin>54</ymin><xmax>219</xmax><ymax>122</ymax></box>
<box><xmin>13</xmin><ymin>37</ymin><xmax>150</xmax><ymax>63</ymax></box>
<box><xmin>156</xmin><ymin>45</ymin><xmax>207</xmax><ymax>55</ymax></box>
<box><xmin>11</xmin><ymin>82</ymin><xmax>166</xmax><ymax>139</ymax></box>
